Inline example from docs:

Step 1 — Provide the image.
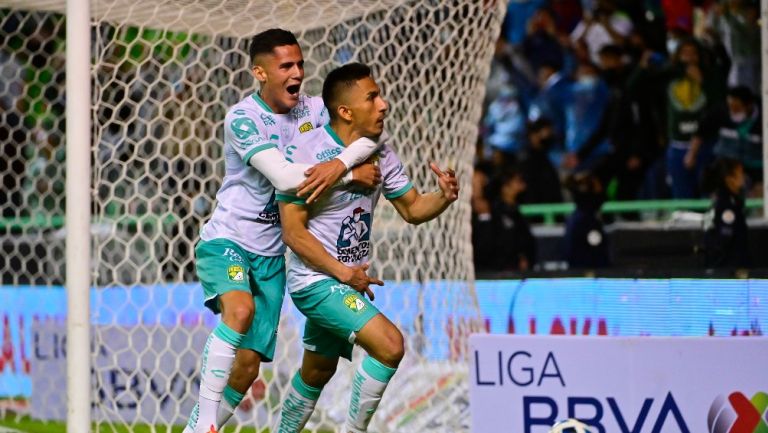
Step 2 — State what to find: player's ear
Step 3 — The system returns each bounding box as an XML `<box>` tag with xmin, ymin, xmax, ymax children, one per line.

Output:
<box><xmin>252</xmin><ymin>64</ymin><xmax>267</xmax><ymax>84</ymax></box>
<box><xmin>337</xmin><ymin>104</ymin><xmax>353</xmax><ymax>122</ymax></box>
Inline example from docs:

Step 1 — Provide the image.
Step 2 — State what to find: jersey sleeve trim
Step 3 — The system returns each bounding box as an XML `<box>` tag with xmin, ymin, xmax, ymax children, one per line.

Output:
<box><xmin>384</xmin><ymin>181</ymin><xmax>413</xmax><ymax>200</ymax></box>
<box><xmin>242</xmin><ymin>143</ymin><xmax>278</xmax><ymax>163</ymax></box>
<box><xmin>276</xmin><ymin>193</ymin><xmax>307</xmax><ymax>205</ymax></box>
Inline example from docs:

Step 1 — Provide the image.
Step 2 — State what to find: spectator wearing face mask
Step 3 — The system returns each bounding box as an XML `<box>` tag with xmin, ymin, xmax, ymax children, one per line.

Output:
<box><xmin>519</xmin><ymin>119</ymin><xmax>564</xmax><ymax>204</ymax></box>
<box><xmin>707</xmin><ymin>86</ymin><xmax>763</xmax><ymax>194</ymax></box>
<box><xmin>562</xmin><ymin>61</ymin><xmax>611</xmax><ymax>172</ymax></box>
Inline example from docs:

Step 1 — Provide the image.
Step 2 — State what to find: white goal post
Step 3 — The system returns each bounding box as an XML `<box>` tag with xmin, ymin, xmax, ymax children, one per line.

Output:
<box><xmin>0</xmin><ymin>1</ymin><xmax>507</xmax><ymax>432</ymax></box>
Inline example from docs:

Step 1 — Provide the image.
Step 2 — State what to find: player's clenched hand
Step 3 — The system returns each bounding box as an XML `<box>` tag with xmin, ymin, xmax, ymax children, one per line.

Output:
<box><xmin>429</xmin><ymin>162</ymin><xmax>459</xmax><ymax>202</ymax></box>
<box><xmin>298</xmin><ymin>159</ymin><xmax>347</xmax><ymax>204</ymax></box>
<box><xmin>341</xmin><ymin>263</ymin><xmax>383</xmax><ymax>301</ymax></box>
<box><xmin>351</xmin><ymin>163</ymin><xmax>382</xmax><ymax>189</ymax></box>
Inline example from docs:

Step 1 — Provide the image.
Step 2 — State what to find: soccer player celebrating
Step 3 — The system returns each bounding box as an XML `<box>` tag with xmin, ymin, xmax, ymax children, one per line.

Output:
<box><xmin>274</xmin><ymin>63</ymin><xmax>460</xmax><ymax>433</ymax></box>
<box><xmin>184</xmin><ymin>30</ymin><xmax>382</xmax><ymax>433</ymax></box>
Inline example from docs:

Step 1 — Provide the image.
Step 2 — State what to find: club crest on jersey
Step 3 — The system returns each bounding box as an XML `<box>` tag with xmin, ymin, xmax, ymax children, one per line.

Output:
<box><xmin>336</xmin><ymin>207</ymin><xmax>371</xmax><ymax>263</ymax></box>
<box><xmin>343</xmin><ymin>294</ymin><xmax>366</xmax><ymax>313</ymax></box>
<box><xmin>299</xmin><ymin>122</ymin><xmax>313</xmax><ymax>133</ymax></box>
<box><xmin>227</xmin><ymin>265</ymin><xmax>245</xmax><ymax>282</ymax></box>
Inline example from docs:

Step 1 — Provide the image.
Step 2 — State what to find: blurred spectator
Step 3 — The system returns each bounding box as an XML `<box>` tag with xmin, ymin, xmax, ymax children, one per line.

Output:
<box><xmin>519</xmin><ymin>119</ymin><xmax>564</xmax><ymax>203</ymax></box>
<box><xmin>492</xmin><ymin>170</ymin><xmax>537</xmax><ymax>271</ymax></box>
<box><xmin>528</xmin><ymin>60</ymin><xmax>571</xmax><ymax>149</ymax></box>
<box><xmin>502</xmin><ymin>0</ymin><xmax>548</xmax><ymax>46</ymax></box>
<box><xmin>562</xmin><ymin>61</ymin><xmax>611</xmax><ymax>172</ymax></box>
<box><xmin>571</xmin><ymin>0</ymin><xmax>634</xmax><ymax>63</ymax></box>
<box><xmin>710</xmin><ymin>0</ymin><xmax>760</xmax><ymax>93</ymax></box>
<box><xmin>635</xmin><ymin>38</ymin><xmax>725</xmax><ymax>198</ymax></box>
<box><xmin>523</xmin><ymin>8</ymin><xmax>565</xmax><ymax>72</ymax></box>
<box><xmin>702</xmin><ymin>158</ymin><xmax>749</xmax><ymax>267</ymax></box>
<box><xmin>472</xmin><ymin>164</ymin><xmax>496</xmax><ymax>271</ymax></box>
<box><xmin>709</xmin><ymin>86</ymin><xmax>763</xmax><ymax>194</ymax></box>
<box><xmin>483</xmin><ymin>85</ymin><xmax>527</xmax><ymax>155</ymax></box>
<box><xmin>563</xmin><ymin>171</ymin><xmax>610</xmax><ymax>268</ymax></box>
<box><xmin>601</xmin><ymin>43</ymin><xmax>666</xmax><ymax>200</ymax></box>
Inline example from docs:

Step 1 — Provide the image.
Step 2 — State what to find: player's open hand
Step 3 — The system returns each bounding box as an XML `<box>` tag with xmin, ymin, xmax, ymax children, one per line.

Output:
<box><xmin>342</xmin><ymin>263</ymin><xmax>383</xmax><ymax>301</ymax></box>
<box><xmin>351</xmin><ymin>162</ymin><xmax>382</xmax><ymax>189</ymax></box>
<box><xmin>298</xmin><ymin>159</ymin><xmax>347</xmax><ymax>204</ymax></box>
<box><xmin>430</xmin><ymin>162</ymin><xmax>459</xmax><ymax>202</ymax></box>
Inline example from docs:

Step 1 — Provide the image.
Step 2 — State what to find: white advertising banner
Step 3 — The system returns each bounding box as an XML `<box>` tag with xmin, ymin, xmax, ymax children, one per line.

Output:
<box><xmin>469</xmin><ymin>335</ymin><xmax>768</xmax><ymax>433</ymax></box>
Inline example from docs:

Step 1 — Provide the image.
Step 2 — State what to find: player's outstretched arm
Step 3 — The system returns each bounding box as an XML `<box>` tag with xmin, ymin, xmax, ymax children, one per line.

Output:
<box><xmin>390</xmin><ymin>162</ymin><xmax>459</xmax><ymax>225</ymax></box>
<box><xmin>250</xmin><ymin>137</ymin><xmax>379</xmax><ymax>203</ymax></box>
<box><xmin>278</xmin><ymin>201</ymin><xmax>383</xmax><ymax>299</ymax></box>
<box><xmin>296</xmin><ymin>137</ymin><xmax>380</xmax><ymax>203</ymax></box>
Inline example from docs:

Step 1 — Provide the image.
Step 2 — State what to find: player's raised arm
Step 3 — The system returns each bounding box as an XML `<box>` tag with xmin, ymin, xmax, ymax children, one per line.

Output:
<box><xmin>278</xmin><ymin>200</ymin><xmax>383</xmax><ymax>299</ymax></box>
<box><xmin>390</xmin><ymin>162</ymin><xmax>460</xmax><ymax>225</ymax></box>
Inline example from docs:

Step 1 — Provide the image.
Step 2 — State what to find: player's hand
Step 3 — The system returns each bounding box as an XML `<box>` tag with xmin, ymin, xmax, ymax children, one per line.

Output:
<box><xmin>298</xmin><ymin>159</ymin><xmax>346</xmax><ymax>204</ymax></box>
<box><xmin>351</xmin><ymin>163</ymin><xmax>382</xmax><ymax>189</ymax></box>
<box><xmin>430</xmin><ymin>162</ymin><xmax>459</xmax><ymax>202</ymax></box>
<box><xmin>341</xmin><ymin>263</ymin><xmax>383</xmax><ymax>301</ymax></box>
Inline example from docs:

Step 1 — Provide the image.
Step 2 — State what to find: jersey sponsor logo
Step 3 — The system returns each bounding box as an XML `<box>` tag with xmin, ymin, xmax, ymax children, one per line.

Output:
<box><xmin>343</xmin><ymin>293</ymin><xmax>366</xmax><ymax>313</ymax></box>
<box><xmin>336</xmin><ymin>207</ymin><xmax>371</xmax><ymax>263</ymax></box>
<box><xmin>292</xmin><ymin>103</ymin><xmax>310</xmax><ymax>120</ymax></box>
<box><xmin>260</xmin><ymin>113</ymin><xmax>276</xmax><ymax>126</ymax></box>
<box><xmin>256</xmin><ymin>191</ymin><xmax>280</xmax><ymax>225</ymax></box>
<box><xmin>227</xmin><ymin>265</ymin><xmax>245</xmax><ymax>282</ymax></box>
<box><xmin>299</xmin><ymin>122</ymin><xmax>313</xmax><ymax>133</ymax></box>
<box><xmin>316</xmin><ymin>148</ymin><xmax>342</xmax><ymax>161</ymax></box>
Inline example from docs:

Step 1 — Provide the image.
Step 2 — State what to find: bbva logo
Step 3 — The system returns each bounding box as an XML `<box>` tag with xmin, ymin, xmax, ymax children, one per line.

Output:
<box><xmin>709</xmin><ymin>392</ymin><xmax>768</xmax><ymax>433</ymax></box>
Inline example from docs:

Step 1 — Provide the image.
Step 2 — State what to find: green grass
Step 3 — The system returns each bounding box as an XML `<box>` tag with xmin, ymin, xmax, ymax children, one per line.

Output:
<box><xmin>0</xmin><ymin>416</ymin><xmax>268</xmax><ymax>433</ymax></box>
<box><xmin>0</xmin><ymin>415</ymin><xmax>333</xmax><ymax>433</ymax></box>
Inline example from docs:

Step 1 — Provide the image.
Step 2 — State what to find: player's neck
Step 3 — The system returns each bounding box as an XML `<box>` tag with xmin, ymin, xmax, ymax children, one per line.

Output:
<box><xmin>256</xmin><ymin>89</ymin><xmax>290</xmax><ymax>114</ymax></box>
<box><xmin>328</xmin><ymin>121</ymin><xmax>363</xmax><ymax>147</ymax></box>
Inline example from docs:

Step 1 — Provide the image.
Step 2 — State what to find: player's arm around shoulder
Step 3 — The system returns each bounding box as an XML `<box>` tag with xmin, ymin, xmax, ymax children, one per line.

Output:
<box><xmin>390</xmin><ymin>162</ymin><xmax>460</xmax><ymax>225</ymax></box>
<box><xmin>277</xmin><ymin>200</ymin><xmax>382</xmax><ymax>297</ymax></box>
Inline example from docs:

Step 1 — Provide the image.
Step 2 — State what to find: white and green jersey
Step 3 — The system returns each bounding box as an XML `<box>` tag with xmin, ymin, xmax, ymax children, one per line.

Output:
<box><xmin>200</xmin><ymin>92</ymin><xmax>328</xmax><ymax>256</ymax></box>
<box><xmin>277</xmin><ymin>125</ymin><xmax>413</xmax><ymax>293</ymax></box>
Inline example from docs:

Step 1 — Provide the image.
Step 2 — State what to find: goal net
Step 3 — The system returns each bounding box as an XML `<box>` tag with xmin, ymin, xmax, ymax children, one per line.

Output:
<box><xmin>0</xmin><ymin>1</ymin><xmax>505</xmax><ymax>431</ymax></box>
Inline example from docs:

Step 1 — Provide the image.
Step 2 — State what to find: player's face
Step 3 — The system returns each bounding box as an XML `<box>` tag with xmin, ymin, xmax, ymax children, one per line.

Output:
<box><xmin>253</xmin><ymin>44</ymin><xmax>305</xmax><ymax>113</ymax></box>
<box><xmin>348</xmin><ymin>77</ymin><xmax>388</xmax><ymax>138</ymax></box>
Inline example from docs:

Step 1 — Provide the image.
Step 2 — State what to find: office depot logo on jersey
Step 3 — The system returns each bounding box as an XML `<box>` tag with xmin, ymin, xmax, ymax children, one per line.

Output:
<box><xmin>709</xmin><ymin>392</ymin><xmax>768</xmax><ymax>433</ymax></box>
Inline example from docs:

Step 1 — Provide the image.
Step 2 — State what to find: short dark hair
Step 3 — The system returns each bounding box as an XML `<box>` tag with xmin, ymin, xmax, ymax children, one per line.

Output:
<box><xmin>249</xmin><ymin>29</ymin><xmax>299</xmax><ymax>66</ymax></box>
<box><xmin>727</xmin><ymin>86</ymin><xmax>754</xmax><ymax>106</ymax></box>
<box><xmin>322</xmin><ymin>63</ymin><xmax>372</xmax><ymax>121</ymax></box>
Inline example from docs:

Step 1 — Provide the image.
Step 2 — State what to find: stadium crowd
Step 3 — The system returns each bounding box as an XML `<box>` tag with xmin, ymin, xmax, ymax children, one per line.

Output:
<box><xmin>472</xmin><ymin>0</ymin><xmax>762</xmax><ymax>272</ymax></box>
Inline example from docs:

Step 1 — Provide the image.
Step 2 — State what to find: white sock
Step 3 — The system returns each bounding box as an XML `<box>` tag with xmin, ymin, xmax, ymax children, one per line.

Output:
<box><xmin>183</xmin><ymin>385</ymin><xmax>244</xmax><ymax>432</ymax></box>
<box><xmin>193</xmin><ymin>323</ymin><xmax>244</xmax><ymax>432</ymax></box>
<box><xmin>274</xmin><ymin>370</ymin><xmax>323</xmax><ymax>433</ymax></box>
<box><xmin>343</xmin><ymin>357</ymin><xmax>397</xmax><ymax>433</ymax></box>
